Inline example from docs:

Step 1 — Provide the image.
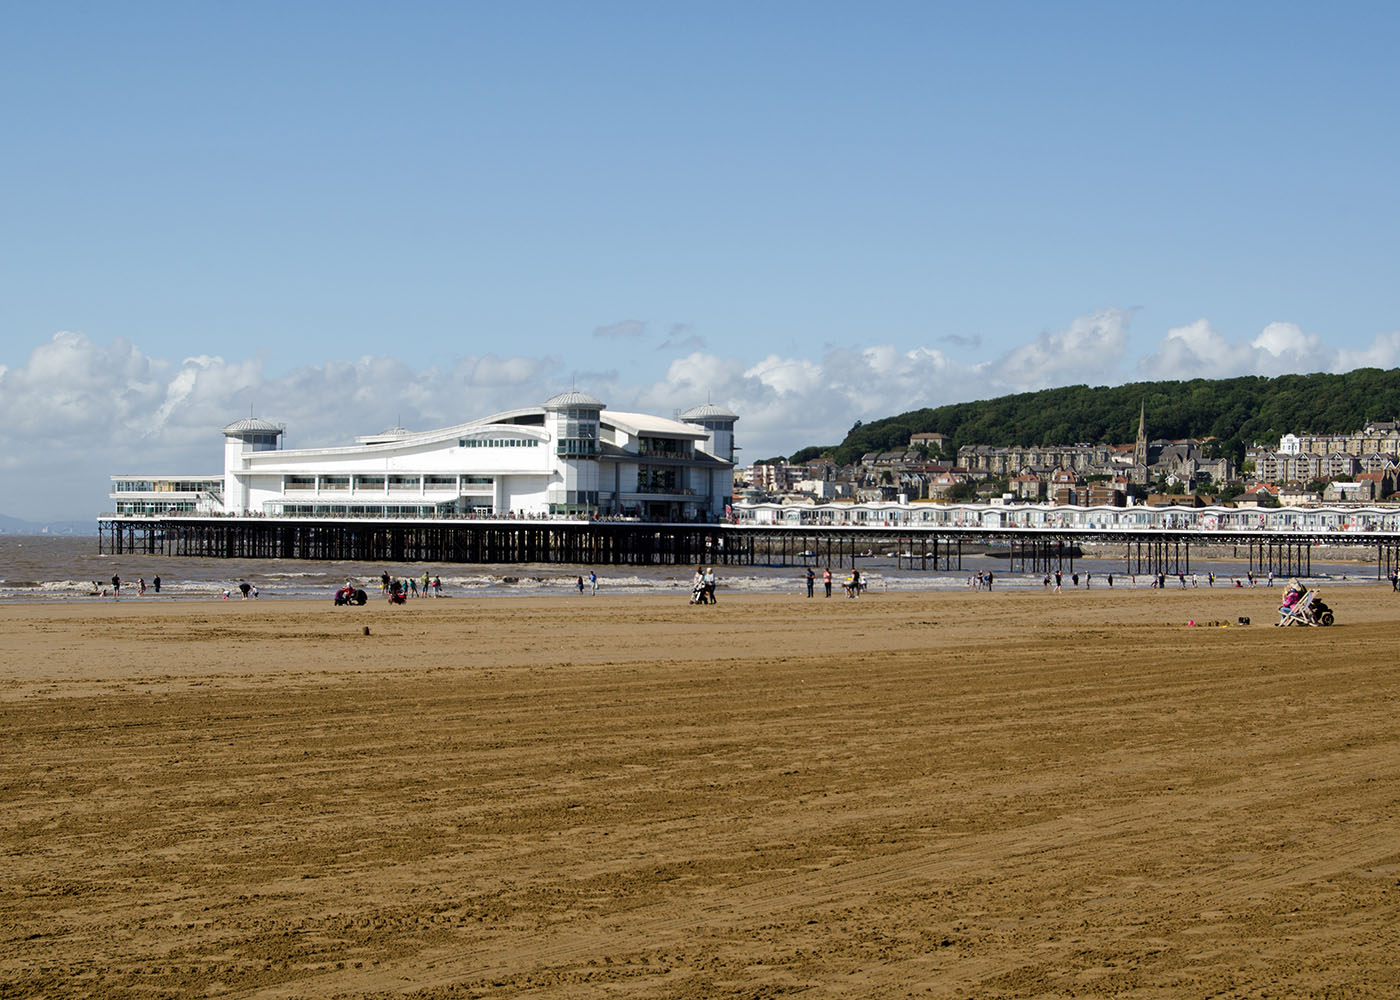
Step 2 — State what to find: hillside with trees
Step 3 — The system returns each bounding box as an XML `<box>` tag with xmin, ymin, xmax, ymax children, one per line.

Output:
<box><xmin>785</xmin><ymin>369</ymin><xmax>1400</xmax><ymax>468</ymax></box>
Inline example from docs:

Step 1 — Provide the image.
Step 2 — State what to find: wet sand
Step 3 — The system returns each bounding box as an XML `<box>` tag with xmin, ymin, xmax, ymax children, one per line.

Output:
<box><xmin>3</xmin><ymin>586</ymin><xmax>1398</xmax><ymax>998</ymax></box>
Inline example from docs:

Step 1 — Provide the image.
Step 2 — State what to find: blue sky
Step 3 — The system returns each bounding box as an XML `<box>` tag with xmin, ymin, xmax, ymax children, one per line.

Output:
<box><xmin>3</xmin><ymin>2</ymin><xmax>1399</xmax><ymax>520</ymax></box>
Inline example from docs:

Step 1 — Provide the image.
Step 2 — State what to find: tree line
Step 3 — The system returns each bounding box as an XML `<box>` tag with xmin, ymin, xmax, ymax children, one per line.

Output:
<box><xmin>777</xmin><ymin>369</ymin><xmax>1400</xmax><ymax>468</ymax></box>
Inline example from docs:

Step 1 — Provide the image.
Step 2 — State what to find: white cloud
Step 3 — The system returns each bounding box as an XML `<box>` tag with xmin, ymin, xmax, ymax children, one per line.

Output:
<box><xmin>1336</xmin><ymin>329</ymin><xmax>1400</xmax><ymax>371</ymax></box>
<box><xmin>1138</xmin><ymin>319</ymin><xmax>1395</xmax><ymax>380</ymax></box>
<box><xmin>1137</xmin><ymin>318</ymin><xmax>1246</xmax><ymax>379</ymax></box>
<box><xmin>992</xmin><ymin>308</ymin><xmax>1132</xmax><ymax>391</ymax></box>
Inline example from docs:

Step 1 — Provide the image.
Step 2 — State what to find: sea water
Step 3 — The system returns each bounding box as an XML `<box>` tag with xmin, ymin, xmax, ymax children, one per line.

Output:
<box><xmin>0</xmin><ymin>534</ymin><xmax>1383</xmax><ymax>604</ymax></box>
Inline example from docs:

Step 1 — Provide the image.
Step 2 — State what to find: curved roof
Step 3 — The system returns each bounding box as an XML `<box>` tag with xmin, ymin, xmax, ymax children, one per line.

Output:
<box><xmin>680</xmin><ymin>402</ymin><xmax>738</xmax><ymax>421</ymax></box>
<box><xmin>222</xmin><ymin>417</ymin><xmax>283</xmax><ymax>436</ymax></box>
<box><xmin>542</xmin><ymin>390</ymin><xmax>604</xmax><ymax>410</ymax></box>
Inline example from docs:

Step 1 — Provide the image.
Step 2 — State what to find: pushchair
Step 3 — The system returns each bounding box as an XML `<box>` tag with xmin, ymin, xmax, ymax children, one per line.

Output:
<box><xmin>690</xmin><ymin>578</ymin><xmax>710</xmax><ymax>604</ymax></box>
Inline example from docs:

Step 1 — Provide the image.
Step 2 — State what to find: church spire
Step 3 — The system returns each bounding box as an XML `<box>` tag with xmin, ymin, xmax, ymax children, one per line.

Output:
<box><xmin>1133</xmin><ymin>400</ymin><xmax>1148</xmax><ymax>466</ymax></box>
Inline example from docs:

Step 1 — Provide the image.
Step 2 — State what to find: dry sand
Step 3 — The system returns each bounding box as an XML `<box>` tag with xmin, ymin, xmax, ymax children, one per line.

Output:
<box><xmin>2</xmin><ymin>585</ymin><xmax>1398</xmax><ymax>998</ymax></box>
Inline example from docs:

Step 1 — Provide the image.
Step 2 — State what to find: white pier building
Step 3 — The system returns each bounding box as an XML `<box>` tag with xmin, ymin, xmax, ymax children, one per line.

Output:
<box><xmin>110</xmin><ymin>393</ymin><xmax>738</xmax><ymax>521</ymax></box>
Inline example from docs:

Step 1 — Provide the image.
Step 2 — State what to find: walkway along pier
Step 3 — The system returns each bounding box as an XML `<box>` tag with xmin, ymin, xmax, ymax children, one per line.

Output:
<box><xmin>97</xmin><ymin>516</ymin><xmax>1400</xmax><ymax>578</ymax></box>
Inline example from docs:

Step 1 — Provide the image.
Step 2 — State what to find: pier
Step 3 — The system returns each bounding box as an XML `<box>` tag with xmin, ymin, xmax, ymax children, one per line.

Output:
<box><xmin>97</xmin><ymin>516</ymin><xmax>1397</xmax><ymax>578</ymax></box>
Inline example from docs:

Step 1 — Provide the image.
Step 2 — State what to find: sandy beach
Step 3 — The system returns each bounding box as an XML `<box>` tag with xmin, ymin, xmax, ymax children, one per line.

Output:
<box><xmin>3</xmin><ymin>585</ymin><xmax>1398</xmax><ymax>998</ymax></box>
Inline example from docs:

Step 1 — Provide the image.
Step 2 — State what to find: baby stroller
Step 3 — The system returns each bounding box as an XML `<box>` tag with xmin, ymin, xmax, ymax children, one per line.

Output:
<box><xmin>690</xmin><ymin>577</ymin><xmax>710</xmax><ymax>604</ymax></box>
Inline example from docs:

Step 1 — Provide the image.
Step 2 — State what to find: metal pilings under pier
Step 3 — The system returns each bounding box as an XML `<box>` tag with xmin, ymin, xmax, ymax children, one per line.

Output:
<box><xmin>1244</xmin><ymin>536</ymin><xmax>1313</xmax><ymax>578</ymax></box>
<box><xmin>1008</xmin><ymin>538</ymin><xmax>1075</xmax><ymax>573</ymax></box>
<box><xmin>1125</xmin><ymin>536</ymin><xmax>1189</xmax><ymax>576</ymax></box>
<box><xmin>99</xmin><ymin>519</ymin><xmax>757</xmax><ymax>568</ymax></box>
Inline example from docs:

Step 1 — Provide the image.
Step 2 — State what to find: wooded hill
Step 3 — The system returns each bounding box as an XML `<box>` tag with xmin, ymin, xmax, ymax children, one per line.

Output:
<box><xmin>784</xmin><ymin>369</ymin><xmax>1400</xmax><ymax>468</ymax></box>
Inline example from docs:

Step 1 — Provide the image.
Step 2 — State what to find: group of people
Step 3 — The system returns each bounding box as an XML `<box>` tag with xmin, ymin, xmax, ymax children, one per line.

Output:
<box><xmin>803</xmin><ymin>566</ymin><xmax>863</xmax><ymax>598</ymax></box>
<box><xmin>379</xmin><ymin>570</ymin><xmax>443</xmax><ymax>600</ymax></box>
<box><xmin>691</xmin><ymin>567</ymin><xmax>718</xmax><ymax>604</ymax></box>
<box><xmin>101</xmin><ymin>573</ymin><xmax>162</xmax><ymax>598</ymax></box>
<box><xmin>576</xmin><ymin>571</ymin><xmax>598</xmax><ymax>595</ymax></box>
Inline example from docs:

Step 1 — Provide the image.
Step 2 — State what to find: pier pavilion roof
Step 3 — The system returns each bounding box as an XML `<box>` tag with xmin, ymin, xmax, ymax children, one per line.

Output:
<box><xmin>680</xmin><ymin>403</ymin><xmax>738</xmax><ymax>421</ymax></box>
<box><xmin>222</xmin><ymin>418</ymin><xmax>283</xmax><ymax>436</ymax></box>
<box><xmin>542</xmin><ymin>391</ymin><xmax>604</xmax><ymax>410</ymax></box>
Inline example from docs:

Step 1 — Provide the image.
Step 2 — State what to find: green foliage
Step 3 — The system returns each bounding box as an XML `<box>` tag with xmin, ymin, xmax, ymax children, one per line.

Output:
<box><xmin>815</xmin><ymin>370</ymin><xmax>1400</xmax><ymax>467</ymax></box>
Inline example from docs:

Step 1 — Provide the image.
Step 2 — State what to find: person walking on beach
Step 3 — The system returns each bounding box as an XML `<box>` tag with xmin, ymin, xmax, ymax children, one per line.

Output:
<box><xmin>1107</xmin><ymin>572</ymin><xmax>1113</xmax><ymax>588</ymax></box>
<box><xmin>138</xmin><ymin>577</ymin><xmax>146</xmax><ymax>596</ymax></box>
<box><xmin>432</xmin><ymin>575</ymin><xmax>441</xmax><ymax>596</ymax></box>
<box><xmin>577</xmin><ymin>575</ymin><xmax>585</xmax><ymax>594</ymax></box>
<box><xmin>153</xmin><ymin>575</ymin><xmax>161</xmax><ymax>594</ymax></box>
<box><xmin>589</xmin><ymin>571</ymin><xmax>598</xmax><ymax>595</ymax></box>
<box><xmin>238</xmin><ymin>581</ymin><xmax>251</xmax><ymax>599</ymax></box>
<box><xmin>823</xmin><ymin>567</ymin><xmax>832</xmax><ymax>598</ymax></box>
<box><xmin>111</xmin><ymin>574</ymin><xmax>121</xmax><ymax>598</ymax></box>
<box><xmin>703</xmin><ymin>567</ymin><xmax>715</xmax><ymax>603</ymax></box>
<box><xmin>380</xmin><ymin>571</ymin><xmax>390</xmax><ymax>594</ymax></box>
<box><xmin>806</xmin><ymin>567</ymin><xmax>815</xmax><ymax>597</ymax></box>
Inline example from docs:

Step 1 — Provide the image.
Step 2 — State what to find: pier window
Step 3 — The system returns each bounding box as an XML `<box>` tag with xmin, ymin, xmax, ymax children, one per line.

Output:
<box><xmin>388</xmin><ymin>475</ymin><xmax>421</xmax><ymax>491</ymax></box>
<box><xmin>424</xmin><ymin>475</ymin><xmax>457</xmax><ymax>489</ymax></box>
<box><xmin>638</xmin><ymin>436</ymin><xmax>693</xmax><ymax>459</ymax></box>
<box><xmin>321</xmin><ymin>476</ymin><xmax>349</xmax><ymax>491</ymax></box>
<box><xmin>355</xmin><ymin>475</ymin><xmax>385</xmax><ymax>491</ymax></box>
<box><xmin>285</xmin><ymin>475</ymin><xmax>315</xmax><ymax>491</ymax></box>
<box><xmin>637</xmin><ymin>465</ymin><xmax>678</xmax><ymax>493</ymax></box>
<box><xmin>460</xmin><ymin>437</ymin><xmax>539</xmax><ymax>448</ymax></box>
